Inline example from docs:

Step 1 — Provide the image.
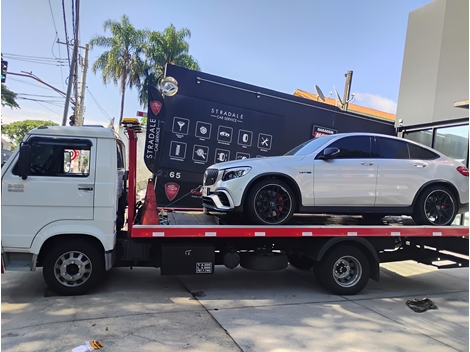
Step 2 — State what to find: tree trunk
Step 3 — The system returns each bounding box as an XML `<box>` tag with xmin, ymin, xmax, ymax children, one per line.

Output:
<box><xmin>118</xmin><ymin>71</ymin><xmax>127</xmax><ymax>126</ymax></box>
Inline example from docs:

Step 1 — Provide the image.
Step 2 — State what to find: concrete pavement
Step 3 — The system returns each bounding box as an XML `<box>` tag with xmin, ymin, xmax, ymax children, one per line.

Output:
<box><xmin>2</xmin><ymin>261</ymin><xmax>468</xmax><ymax>352</ymax></box>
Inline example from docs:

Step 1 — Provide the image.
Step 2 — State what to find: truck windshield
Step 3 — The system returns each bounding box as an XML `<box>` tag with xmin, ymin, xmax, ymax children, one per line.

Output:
<box><xmin>284</xmin><ymin>135</ymin><xmax>337</xmax><ymax>156</ymax></box>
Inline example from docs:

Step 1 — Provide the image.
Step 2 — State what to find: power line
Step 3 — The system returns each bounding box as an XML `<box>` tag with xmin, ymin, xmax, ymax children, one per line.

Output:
<box><xmin>61</xmin><ymin>0</ymin><xmax>71</xmax><ymax>67</ymax></box>
<box><xmin>86</xmin><ymin>87</ymin><xmax>113</xmax><ymax>121</ymax></box>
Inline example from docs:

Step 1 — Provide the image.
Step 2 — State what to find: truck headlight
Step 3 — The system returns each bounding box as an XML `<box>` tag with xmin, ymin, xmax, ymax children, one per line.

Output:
<box><xmin>222</xmin><ymin>167</ymin><xmax>252</xmax><ymax>181</ymax></box>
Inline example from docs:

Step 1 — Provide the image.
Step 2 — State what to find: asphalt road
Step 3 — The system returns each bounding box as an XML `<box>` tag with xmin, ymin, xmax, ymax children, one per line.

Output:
<box><xmin>2</xmin><ymin>261</ymin><xmax>468</xmax><ymax>352</ymax></box>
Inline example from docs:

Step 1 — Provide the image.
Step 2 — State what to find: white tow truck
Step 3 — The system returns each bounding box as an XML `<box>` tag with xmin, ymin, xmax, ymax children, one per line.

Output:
<box><xmin>1</xmin><ymin>119</ymin><xmax>468</xmax><ymax>296</ymax></box>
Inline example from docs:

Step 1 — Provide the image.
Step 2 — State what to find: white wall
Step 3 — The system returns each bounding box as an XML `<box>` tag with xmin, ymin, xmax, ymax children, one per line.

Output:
<box><xmin>396</xmin><ymin>0</ymin><xmax>469</xmax><ymax>128</ymax></box>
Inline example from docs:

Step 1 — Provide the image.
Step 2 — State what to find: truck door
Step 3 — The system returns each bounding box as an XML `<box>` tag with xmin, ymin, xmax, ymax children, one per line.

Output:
<box><xmin>1</xmin><ymin>137</ymin><xmax>96</xmax><ymax>249</ymax></box>
<box><xmin>313</xmin><ymin>135</ymin><xmax>378</xmax><ymax>206</ymax></box>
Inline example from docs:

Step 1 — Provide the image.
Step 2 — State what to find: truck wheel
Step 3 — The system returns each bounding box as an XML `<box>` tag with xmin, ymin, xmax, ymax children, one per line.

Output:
<box><xmin>412</xmin><ymin>185</ymin><xmax>457</xmax><ymax>226</ymax></box>
<box><xmin>240</xmin><ymin>252</ymin><xmax>288</xmax><ymax>271</ymax></box>
<box><xmin>246</xmin><ymin>179</ymin><xmax>295</xmax><ymax>225</ymax></box>
<box><xmin>318</xmin><ymin>245</ymin><xmax>370</xmax><ymax>295</ymax></box>
<box><xmin>43</xmin><ymin>240</ymin><xmax>104</xmax><ymax>296</ymax></box>
<box><xmin>288</xmin><ymin>253</ymin><xmax>314</xmax><ymax>270</ymax></box>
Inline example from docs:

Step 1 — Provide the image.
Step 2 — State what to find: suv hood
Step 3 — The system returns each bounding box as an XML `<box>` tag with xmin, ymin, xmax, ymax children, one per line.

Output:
<box><xmin>209</xmin><ymin>155</ymin><xmax>306</xmax><ymax>170</ymax></box>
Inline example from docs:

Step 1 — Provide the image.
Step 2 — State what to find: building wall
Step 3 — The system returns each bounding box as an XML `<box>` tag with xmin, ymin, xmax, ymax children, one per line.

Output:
<box><xmin>396</xmin><ymin>0</ymin><xmax>469</xmax><ymax>128</ymax></box>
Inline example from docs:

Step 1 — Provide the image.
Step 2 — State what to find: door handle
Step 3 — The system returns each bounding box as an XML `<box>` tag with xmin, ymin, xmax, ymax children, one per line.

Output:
<box><xmin>78</xmin><ymin>187</ymin><xmax>94</xmax><ymax>191</ymax></box>
<box><xmin>414</xmin><ymin>164</ymin><xmax>426</xmax><ymax>168</ymax></box>
<box><xmin>361</xmin><ymin>162</ymin><xmax>374</xmax><ymax>166</ymax></box>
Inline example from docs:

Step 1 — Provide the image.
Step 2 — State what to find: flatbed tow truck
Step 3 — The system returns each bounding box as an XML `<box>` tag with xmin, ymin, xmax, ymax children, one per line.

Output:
<box><xmin>1</xmin><ymin>118</ymin><xmax>468</xmax><ymax>297</ymax></box>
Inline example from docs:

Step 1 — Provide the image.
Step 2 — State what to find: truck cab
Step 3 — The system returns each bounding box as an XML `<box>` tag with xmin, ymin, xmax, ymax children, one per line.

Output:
<box><xmin>1</xmin><ymin>126</ymin><xmax>125</xmax><ymax>293</ymax></box>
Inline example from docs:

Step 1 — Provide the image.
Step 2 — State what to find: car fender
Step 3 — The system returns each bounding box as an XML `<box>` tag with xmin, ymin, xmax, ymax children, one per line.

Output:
<box><xmin>240</xmin><ymin>172</ymin><xmax>302</xmax><ymax>210</ymax></box>
<box><xmin>411</xmin><ymin>179</ymin><xmax>461</xmax><ymax>207</ymax></box>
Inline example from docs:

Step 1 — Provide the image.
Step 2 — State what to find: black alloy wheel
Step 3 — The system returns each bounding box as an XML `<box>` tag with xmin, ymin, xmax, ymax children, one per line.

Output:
<box><xmin>413</xmin><ymin>186</ymin><xmax>457</xmax><ymax>226</ymax></box>
<box><xmin>246</xmin><ymin>179</ymin><xmax>295</xmax><ymax>225</ymax></box>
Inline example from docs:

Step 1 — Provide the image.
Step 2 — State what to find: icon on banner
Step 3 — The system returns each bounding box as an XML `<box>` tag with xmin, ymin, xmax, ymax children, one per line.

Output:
<box><xmin>172</xmin><ymin>117</ymin><xmax>189</xmax><ymax>135</ymax></box>
<box><xmin>195</xmin><ymin>121</ymin><xmax>212</xmax><ymax>139</ymax></box>
<box><xmin>238</xmin><ymin>129</ymin><xmax>253</xmax><ymax>147</ymax></box>
<box><xmin>236</xmin><ymin>152</ymin><xmax>250</xmax><ymax>160</ymax></box>
<box><xmin>215</xmin><ymin>148</ymin><xmax>230</xmax><ymax>163</ymax></box>
<box><xmin>165</xmin><ymin>182</ymin><xmax>180</xmax><ymax>201</ymax></box>
<box><xmin>169</xmin><ymin>141</ymin><xmax>187</xmax><ymax>160</ymax></box>
<box><xmin>217</xmin><ymin>126</ymin><xmax>233</xmax><ymax>144</ymax></box>
<box><xmin>257</xmin><ymin>133</ymin><xmax>272</xmax><ymax>151</ymax></box>
<box><xmin>193</xmin><ymin>145</ymin><xmax>209</xmax><ymax>163</ymax></box>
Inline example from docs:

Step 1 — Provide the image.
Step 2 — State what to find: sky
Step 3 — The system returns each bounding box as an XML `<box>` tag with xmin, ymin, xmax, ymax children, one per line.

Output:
<box><xmin>1</xmin><ymin>0</ymin><xmax>432</xmax><ymax>128</ymax></box>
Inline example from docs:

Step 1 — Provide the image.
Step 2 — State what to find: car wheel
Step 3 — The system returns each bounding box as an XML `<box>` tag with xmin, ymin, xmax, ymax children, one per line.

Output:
<box><xmin>317</xmin><ymin>245</ymin><xmax>370</xmax><ymax>295</ymax></box>
<box><xmin>43</xmin><ymin>239</ymin><xmax>104</xmax><ymax>296</ymax></box>
<box><xmin>412</xmin><ymin>185</ymin><xmax>457</xmax><ymax>226</ymax></box>
<box><xmin>246</xmin><ymin>179</ymin><xmax>295</xmax><ymax>225</ymax></box>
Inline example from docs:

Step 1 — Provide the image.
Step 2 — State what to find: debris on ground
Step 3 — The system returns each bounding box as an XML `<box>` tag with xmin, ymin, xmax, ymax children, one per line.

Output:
<box><xmin>70</xmin><ymin>340</ymin><xmax>104</xmax><ymax>352</ymax></box>
<box><xmin>406</xmin><ymin>298</ymin><xmax>438</xmax><ymax>313</ymax></box>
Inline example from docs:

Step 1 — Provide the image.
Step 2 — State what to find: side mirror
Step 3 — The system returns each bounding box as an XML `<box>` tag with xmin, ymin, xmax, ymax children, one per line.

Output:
<box><xmin>17</xmin><ymin>143</ymin><xmax>31</xmax><ymax>180</ymax></box>
<box><xmin>317</xmin><ymin>147</ymin><xmax>340</xmax><ymax>160</ymax></box>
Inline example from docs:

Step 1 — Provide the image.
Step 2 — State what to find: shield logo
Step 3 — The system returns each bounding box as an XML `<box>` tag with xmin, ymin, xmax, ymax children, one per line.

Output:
<box><xmin>165</xmin><ymin>182</ymin><xmax>180</xmax><ymax>201</ymax></box>
<box><xmin>150</xmin><ymin>101</ymin><xmax>162</xmax><ymax>115</ymax></box>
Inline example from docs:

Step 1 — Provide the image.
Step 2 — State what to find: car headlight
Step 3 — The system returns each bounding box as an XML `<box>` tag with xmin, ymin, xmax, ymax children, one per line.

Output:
<box><xmin>222</xmin><ymin>167</ymin><xmax>252</xmax><ymax>181</ymax></box>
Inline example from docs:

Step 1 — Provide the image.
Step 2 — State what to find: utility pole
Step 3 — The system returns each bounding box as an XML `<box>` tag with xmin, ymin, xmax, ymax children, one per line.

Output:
<box><xmin>342</xmin><ymin>70</ymin><xmax>353</xmax><ymax>111</ymax></box>
<box><xmin>61</xmin><ymin>0</ymin><xmax>80</xmax><ymax>126</ymax></box>
<box><xmin>77</xmin><ymin>44</ymin><xmax>89</xmax><ymax>125</ymax></box>
<box><xmin>58</xmin><ymin>40</ymin><xmax>89</xmax><ymax>125</ymax></box>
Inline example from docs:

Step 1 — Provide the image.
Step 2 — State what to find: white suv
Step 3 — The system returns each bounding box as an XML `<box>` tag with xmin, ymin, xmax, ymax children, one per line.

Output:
<box><xmin>202</xmin><ymin>133</ymin><xmax>469</xmax><ymax>225</ymax></box>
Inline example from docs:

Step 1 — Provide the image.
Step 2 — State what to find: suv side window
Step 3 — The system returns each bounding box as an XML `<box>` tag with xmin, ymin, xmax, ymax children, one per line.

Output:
<box><xmin>327</xmin><ymin>136</ymin><xmax>372</xmax><ymax>158</ymax></box>
<box><xmin>377</xmin><ymin>137</ymin><xmax>410</xmax><ymax>159</ymax></box>
<box><xmin>13</xmin><ymin>137</ymin><xmax>92</xmax><ymax>177</ymax></box>
<box><xmin>409</xmin><ymin>143</ymin><xmax>439</xmax><ymax>160</ymax></box>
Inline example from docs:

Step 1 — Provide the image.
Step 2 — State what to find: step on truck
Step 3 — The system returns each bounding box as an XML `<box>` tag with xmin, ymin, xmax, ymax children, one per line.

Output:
<box><xmin>1</xmin><ymin>117</ymin><xmax>468</xmax><ymax>296</ymax></box>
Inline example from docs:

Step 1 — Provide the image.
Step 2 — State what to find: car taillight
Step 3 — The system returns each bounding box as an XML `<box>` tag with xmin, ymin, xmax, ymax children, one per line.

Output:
<box><xmin>457</xmin><ymin>166</ymin><xmax>469</xmax><ymax>176</ymax></box>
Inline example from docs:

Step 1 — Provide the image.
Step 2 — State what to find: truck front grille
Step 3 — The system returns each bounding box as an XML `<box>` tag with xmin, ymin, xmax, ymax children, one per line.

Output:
<box><xmin>203</xmin><ymin>169</ymin><xmax>219</xmax><ymax>186</ymax></box>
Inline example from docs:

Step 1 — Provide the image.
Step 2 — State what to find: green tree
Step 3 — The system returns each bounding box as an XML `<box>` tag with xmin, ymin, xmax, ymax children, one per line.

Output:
<box><xmin>138</xmin><ymin>24</ymin><xmax>200</xmax><ymax>106</ymax></box>
<box><xmin>2</xmin><ymin>120</ymin><xmax>58</xmax><ymax>149</ymax></box>
<box><xmin>1</xmin><ymin>84</ymin><xmax>20</xmax><ymax>109</ymax></box>
<box><xmin>89</xmin><ymin>14</ymin><xmax>146</xmax><ymax>126</ymax></box>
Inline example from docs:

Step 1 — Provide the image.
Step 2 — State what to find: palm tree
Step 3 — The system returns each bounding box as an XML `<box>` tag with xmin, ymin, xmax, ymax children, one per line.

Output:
<box><xmin>89</xmin><ymin>15</ymin><xmax>146</xmax><ymax>125</ymax></box>
<box><xmin>138</xmin><ymin>24</ymin><xmax>200</xmax><ymax>106</ymax></box>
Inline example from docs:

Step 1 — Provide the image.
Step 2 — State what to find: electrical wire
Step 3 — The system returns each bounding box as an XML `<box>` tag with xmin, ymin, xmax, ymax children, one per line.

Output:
<box><xmin>86</xmin><ymin>87</ymin><xmax>113</xmax><ymax>121</ymax></box>
<box><xmin>61</xmin><ymin>0</ymin><xmax>71</xmax><ymax>66</ymax></box>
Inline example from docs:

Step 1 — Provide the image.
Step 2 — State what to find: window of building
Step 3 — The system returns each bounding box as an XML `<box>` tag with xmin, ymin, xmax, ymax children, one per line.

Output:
<box><xmin>433</xmin><ymin>125</ymin><xmax>468</xmax><ymax>165</ymax></box>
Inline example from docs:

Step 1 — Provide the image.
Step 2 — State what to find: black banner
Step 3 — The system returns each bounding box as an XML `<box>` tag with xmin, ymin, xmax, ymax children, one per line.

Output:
<box><xmin>144</xmin><ymin>85</ymin><xmax>166</xmax><ymax>175</ymax></box>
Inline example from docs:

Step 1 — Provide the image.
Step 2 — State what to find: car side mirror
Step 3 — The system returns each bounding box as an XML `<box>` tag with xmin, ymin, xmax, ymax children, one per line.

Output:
<box><xmin>317</xmin><ymin>147</ymin><xmax>340</xmax><ymax>160</ymax></box>
<box><xmin>17</xmin><ymin>143</ymin><xmax>32</xmax><ymax>180</ymax></box>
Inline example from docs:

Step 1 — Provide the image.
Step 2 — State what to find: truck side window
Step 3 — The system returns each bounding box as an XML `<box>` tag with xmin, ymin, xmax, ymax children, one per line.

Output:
<box><xmin>13</xmin><ymin>137</ymin><xmax>92</xmax><ymax>177</ymax></box>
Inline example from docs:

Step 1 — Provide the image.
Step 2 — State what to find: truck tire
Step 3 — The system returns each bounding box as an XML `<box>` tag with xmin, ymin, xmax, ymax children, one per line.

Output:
<box><xmin>240</xmin><ymin>252</ymin><xmax>288</xmax><ymax>271</ymax></box>
<box><xmin>43</xmin><ymin>240</ymin><xmax>105</xmax><ymax>296</ymax></box>
<box><xmin>317</xmin><ymin>245</ymin><xmax>370</xmax><ymax>295</ymax></box>
<box><xmin>288</xmin><ymin>253</ymin><xmax>314</xmax><ymax>270</ymax></box>
<box><xmin>245</xmin><ymin>179</ymin><xmax>295</xmax><ymax>225</ymax></box>
<box><xmin>412</xmin><ymin>185</ymin><xmax>457</xmax><ymax>226</ymax></box>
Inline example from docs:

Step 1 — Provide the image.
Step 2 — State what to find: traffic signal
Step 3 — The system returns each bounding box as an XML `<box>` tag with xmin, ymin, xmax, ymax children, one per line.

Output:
<box><xmin>1</xmin><ymin>60</ymin><xmax>8</xmax><ymax>83</ymax></box>
<box><xmin>69</xmin><ymin>115</ymin><xmax>76</xmax><ymax>126</ymax></box>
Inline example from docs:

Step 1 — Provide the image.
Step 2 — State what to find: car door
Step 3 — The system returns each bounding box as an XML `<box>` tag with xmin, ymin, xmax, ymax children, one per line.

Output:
<box><xmin>375</xmin><ymin>137</ymin><xmax>435</xmax><ymax>206</ymax></box>
<box><xmin>313</xmin><ymin>135</ymin><xmax>378</xmax><ymax>206</ymax></box>
<box><xmin>1</xmin><ymin>136</ymin><xmax>96</xmax><ymax>249</ymax></box>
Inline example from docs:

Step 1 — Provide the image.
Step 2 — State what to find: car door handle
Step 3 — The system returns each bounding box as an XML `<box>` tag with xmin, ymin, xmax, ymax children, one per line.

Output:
<box><xmin>414</xmin><ymin>164</ymin><xmax>426</xmax><ymax>168</ymax></box>
<box><xmin>361</xmin><ymin>162</ymin><xmax>374</xmax><ymax>166</ymax></box>
<box><xmin>78</xmin><ymin>187</ymin><xmax>94</xmax><ymax>191</ymax></box>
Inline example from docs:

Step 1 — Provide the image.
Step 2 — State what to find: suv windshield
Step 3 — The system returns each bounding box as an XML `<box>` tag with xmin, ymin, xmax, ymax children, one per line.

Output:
<box><xmin>284</xmin><ymin>135</ymin><xmax>337</xmax><ymax>156</ymax></box>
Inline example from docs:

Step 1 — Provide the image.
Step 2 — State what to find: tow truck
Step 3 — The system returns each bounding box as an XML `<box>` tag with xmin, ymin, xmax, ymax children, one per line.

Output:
<box><xmin>1</xmin><ymin>81</ymin><xmax>468</xmax><ymax>297</ymax></box>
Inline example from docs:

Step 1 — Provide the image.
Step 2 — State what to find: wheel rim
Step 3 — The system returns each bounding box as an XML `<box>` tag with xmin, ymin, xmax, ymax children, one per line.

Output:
<box><xmin>424</xmin><ymin>190</ymin><xmax>455</xmax><ymax>225</ymax></box>
<box><xmin>332</xmin><ymin>255</ymin><xmax>362</xmax><ymax>288</ymax></box>
<box><xmin>53</xmin><ymin>250</ymin><xmax>92</xmax><ymax>287</ymax></box>
<box><xmin>253</xmin><ymin>184</ymin><xmax>292</xmax><ymax>224</ymax></box>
